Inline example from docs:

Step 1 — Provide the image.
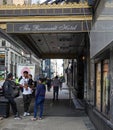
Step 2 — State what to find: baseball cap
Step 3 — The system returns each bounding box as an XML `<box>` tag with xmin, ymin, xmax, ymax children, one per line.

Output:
<box><xmin>6</xmin><ymin>73</ymin><xmax>13</xmax><ymax>79</ymax></box>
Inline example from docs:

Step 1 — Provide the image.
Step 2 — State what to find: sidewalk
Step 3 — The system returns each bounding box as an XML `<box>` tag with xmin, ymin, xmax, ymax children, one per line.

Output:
<box><xmin>0</xmin><ymin>82</ymin><xmax>96</xmax><ymax>130</ymax></box>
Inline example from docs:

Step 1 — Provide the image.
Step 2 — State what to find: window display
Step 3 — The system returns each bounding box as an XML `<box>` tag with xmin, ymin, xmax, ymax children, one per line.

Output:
<box><xmin>95</xmin><ymin>59</ymin><xmax>110</xmax><ymax>117</ymax></box>
<box><xmin>102</xmin><ymin>60</ymin><xmax>110</xmax><ymax>116</ymax></box>
<box><xmin>0</xmin><ymin>53</ymin><xmax>5</xmax><ymax>80</ymax></box>
<box><xmin>96</xmin><ymin>62</ymin><xmax>101</xmax><ymax>111</ymax></box>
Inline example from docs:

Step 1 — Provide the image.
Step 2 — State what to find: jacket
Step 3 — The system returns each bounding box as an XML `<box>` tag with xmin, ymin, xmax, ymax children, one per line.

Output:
<box><xmin>51</xmin><ymin>78</ymin><xmax>60</xmax><ymax>87</ymax></box>
<box><xmin>36</xmin><ymin>83</ymin><xmax>46</xmax><ymax>99</ymax></box>
<box><xmin>2</xmin><ymin>80</ymin><xmax>15</xmax><ymax>98</ymax></box>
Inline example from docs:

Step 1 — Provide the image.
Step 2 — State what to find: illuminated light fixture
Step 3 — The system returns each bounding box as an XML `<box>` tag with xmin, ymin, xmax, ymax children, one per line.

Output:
<box><xmin>21</xmin><ymin>51</ymin><xmax>24</xmax><ymax>56</ymax></box>
<box><xmin>82</xmin><ymin>56</ymin><xmax>85</xmax><ymax>60</ymax></box>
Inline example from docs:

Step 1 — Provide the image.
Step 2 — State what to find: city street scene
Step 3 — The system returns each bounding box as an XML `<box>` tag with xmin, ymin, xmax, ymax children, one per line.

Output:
<box><xmin>0</xmin><ymin>83</ymin><xmax>96</xmax><ymax>130</ymax></box>
<box><xmin>0</xmin><ymin>0</ymin><xmax>113</xmax><ymax>130</ymax></box>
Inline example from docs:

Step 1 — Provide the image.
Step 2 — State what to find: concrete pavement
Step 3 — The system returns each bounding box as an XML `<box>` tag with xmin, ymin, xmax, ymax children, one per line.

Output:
<box><xmin>0</xmin><ymin>83</ymin><xmax>96</xmax><ymax>130</ymax></box>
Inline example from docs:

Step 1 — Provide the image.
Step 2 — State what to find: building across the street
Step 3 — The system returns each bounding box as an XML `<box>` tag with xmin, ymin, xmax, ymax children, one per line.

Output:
<box><xmin>0</xmin><ymin>0</ymin><xmax>32</xmax><ymax>5</ymax></box>
<box><xmin>0</xmin><ymin>36</ymin><xmax>41</xmax><ymax>79</ymax></box>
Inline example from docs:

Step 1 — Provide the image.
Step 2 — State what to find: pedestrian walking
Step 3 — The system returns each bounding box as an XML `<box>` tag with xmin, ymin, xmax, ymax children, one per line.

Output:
<box><xmin>51</xmin><ymin>76</ymin><xmax>60</xmax><ymax>101</ymax></box>
<box><xmin>2</xmin><ymin>73</ymin><xmax>21</xmax><ymax>119</ymax></box>
<box><xmin>19</xmin><ymin>71</ymin><xmax>32</xmax><ymax>117</ymax></box>
<box><xmin>31</xmin><ymin>78</ymin><xmax>46</xmax><ymax>121</ymax></box>
<box><xmin>46</xmin><ymin>78</ymin><xmax>51</xmax><ymax>92</ymax></box>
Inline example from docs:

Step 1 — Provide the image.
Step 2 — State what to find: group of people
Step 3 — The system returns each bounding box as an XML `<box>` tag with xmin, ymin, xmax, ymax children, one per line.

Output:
<box><xmin>2</xmin><ymin>71</ymin><xmax>46</xmax><ymax>120</ymax></box>
<box><xmin>1</xmin><ymin>72</ymin><xmax>65</xmax><ymax>121</ymax></box>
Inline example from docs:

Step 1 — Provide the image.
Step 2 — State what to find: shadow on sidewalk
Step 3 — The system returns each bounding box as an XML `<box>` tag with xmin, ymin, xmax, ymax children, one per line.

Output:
<box><xmin>16</xmin><ymin>97</ymin><xmax>86</xmax><ymax>118</ymax></box>
<box><xmin>14</xmin><ymin>84</ymin><xmax>87</xmax><ymax>118</ymax></box>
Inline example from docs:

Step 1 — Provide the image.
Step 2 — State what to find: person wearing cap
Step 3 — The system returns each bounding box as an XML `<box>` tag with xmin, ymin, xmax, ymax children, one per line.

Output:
<box><xmin>19</xmin><ymin>71</ymin><xmax>32</xmax><ymax>117</ymax></box>
<box><xmin>2</xmin><ymin>73</ymin><xmax>21</xmax><ymax>119</ymax></box>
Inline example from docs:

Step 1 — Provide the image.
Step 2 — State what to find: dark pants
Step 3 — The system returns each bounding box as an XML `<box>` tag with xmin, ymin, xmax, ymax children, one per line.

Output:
<box><xmin>23</xmin><ymin>94</ymin><xmax>32</xmax><ymax>112</ymax></box>
<box><xmin>53</xmin><ymin>86</ymin><xmax>59</xmax><ymax>100</ymax></box>
<box><xmin>7</xmin><ymin>97</ymin><xmax>18</xmax><ymax>116</ymax></box>
<box><xmin>34</xmin><ymin>96</ymin><xmax>45</xmax><ymax>118</ymax></box>
<box><xmin>47</xmin><ymin>85</ymin><xmax>51</xmax><ymax>91</ymax></box>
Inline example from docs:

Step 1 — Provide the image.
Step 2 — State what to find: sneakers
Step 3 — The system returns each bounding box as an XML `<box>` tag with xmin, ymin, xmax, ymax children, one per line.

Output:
<box><xmin>0</xmin><ymin>117</ymin><xmax>3</xmax><ymax>120</ymax></box>
<box><xmin>23</xmin><ymin>112</ymin><xmax>30</xmax><ymax>117</ymax></box>
<box><xmin>38</xmin><ymin>117</ymin><xmax>42</xmax><ymax>120</ymax></box>
<box><xmin>31</xmin><ymin>117</ymin><xmax>37</xmax><ymax>121</ymax></box>
<box><xmin>26</xmin><ymin>112</ymin><xmax>30</xmax><ymax>116</ymax></box>
<box><xmin>14</xmin><ymin>116</ymin><xmax>21</xmax><ymax>120</ymax></box>
<box><xmin>31</xmin><ymin>117</ymin><xmax>42</xmax><ymax>121</ymax></box>
<box><xmin>23</xmin><ymin>112</ymin><xmax>27</xmax><ymax>117</ymax></box>
<box><xmin>14</xmin><ymin>113</ymin><xmax>21</xmax><ymax>120</ymax></box>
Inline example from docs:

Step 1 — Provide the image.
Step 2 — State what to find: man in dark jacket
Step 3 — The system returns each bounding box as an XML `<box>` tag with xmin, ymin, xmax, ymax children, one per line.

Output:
<box><xmin>2</xmin><ymin>73</ymin><xmax>21</xmax><ymax>119</ymax></box>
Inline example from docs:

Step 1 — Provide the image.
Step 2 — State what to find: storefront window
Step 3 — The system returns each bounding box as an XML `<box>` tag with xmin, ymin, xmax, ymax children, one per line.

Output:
<box><xmin>0</xmin><ymin>52</ymin><xmax>5</xmax><ymax>80</ymax></box>
<box><xmin>95</xmin><ymin>62</ymin><xmax>101</xmax><ymax>111</ymax></box>
<box><xmin>102</xmin><ymin>60</ymin><xmax>110</xmax><ymax>116</ymax></box>
<box><xmin>11</xmin><ymin>52</ymin><xmax>13</xmax><ymax>63</ymax></box>
<box><xmin>95</xmin><ymin>59</ymin><xmax>110</xmax><ymax>118</ymax></box>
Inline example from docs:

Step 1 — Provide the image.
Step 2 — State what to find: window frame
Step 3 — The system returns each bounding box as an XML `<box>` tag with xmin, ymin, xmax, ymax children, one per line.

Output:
<box><xmin>94</xmin><ymin>50</ymin><xmax>110</xmax><ymax>119</ymax></box>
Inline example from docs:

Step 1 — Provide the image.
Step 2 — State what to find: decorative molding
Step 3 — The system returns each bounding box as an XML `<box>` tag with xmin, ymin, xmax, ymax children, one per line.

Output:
<box><xmin>0</xmin><ymin>24</ymin><xmax>6</xmax><ymax>29</ymax></box>
<box><xmin>0</xmin><ymin>16</ymin><xmax>92</xmax><ymax>22</ymax></box>
<box><xmin>0</xmin><ymin>2</ymin><xmax>91</xmax><ymax>10</ymax></box>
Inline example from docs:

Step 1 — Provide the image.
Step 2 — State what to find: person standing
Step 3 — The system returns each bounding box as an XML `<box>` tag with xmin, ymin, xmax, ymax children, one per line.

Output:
<box><xmin>2</xmin><ymin>73</ymin><xmax>21</xmax><ymax>119</ymax></box>
<box><xmin>46</xmin><ymin>78</ymin><xmax>51</xmax><ymax>92</ymax></box>
<box><xmin>28</xmin><ymin>74</ymin><xmax>35</xmax><ymax>97</ymax></box>
<box><xmin>51</xmin><ymin>76</ymin><xmax>60</xmax><ymax>101</ymax></box>
<box><xmin>19</xmin><ymin>71</ymin><xmax>32</xmax><ymax>117</ymax></box>
<box><xmin>31</xmin><ymin>78</ymin><xmax>46</xmax><ymax>121</ymax></box>
<box><xmin>28</xmin><ymin>74</ymin><xmax>34</xmax><ymax>88</ymax></box>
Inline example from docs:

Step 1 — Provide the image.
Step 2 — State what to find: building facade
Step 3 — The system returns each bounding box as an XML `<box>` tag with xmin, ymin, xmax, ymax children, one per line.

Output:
<box><xmin>0</xmin><ymin>36</ymin><xmax>41</xmax><ymax>80</ymax></box>
<box><xmin>42</xmin><ymin>59</ymin><xmax>51</xmax><ymax>78</ymax></box>
<box><xmin>0</xmin><ymin>0</ymin><xmax>31</xmax><ymax>5</ymax></box>
<box><xmin>0</xmin><ymin>0</ymin><xmax>113</xmax><ymax>129</ymax></box>
<box><xmin>85</xmin><ymin>1</ymin><xmax>113</xmax><ymax>130</ymax></box>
